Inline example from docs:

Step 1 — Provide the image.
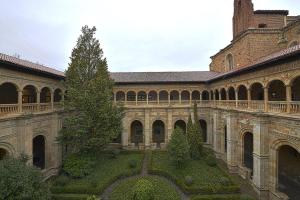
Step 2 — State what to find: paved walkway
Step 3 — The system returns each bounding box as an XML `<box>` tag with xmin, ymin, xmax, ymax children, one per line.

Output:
<box><xmin>101</xmin><ymin>151</ymin><xmax>189</xmax><ymax>200</ymax></box>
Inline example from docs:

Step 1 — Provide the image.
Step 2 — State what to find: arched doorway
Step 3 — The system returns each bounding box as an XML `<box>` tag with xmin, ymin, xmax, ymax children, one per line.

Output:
<box><xmin>22</xmin><ymin>85</ymin><xmax>37</xmax><ymax>103</ymax></box>
<box><xmin>130</xmin><ymin>120</ymin><xmax>143</xmax><ymax>146</ymax></box>
<box><xmin>33</xmin><ymin>135</ymin><xmax>45</xmax><ymax>169</ymax></box>
<box><xmin>243</xmin><ymin>132</ymin><xmax>253</xmax><ymax>174</ymax></box>
<box><xmin>268</xmin><ymin>80</ymin><xmax>286</xmax><ymax>101</ymax></box>
<box><xmin>199</xmin><ymin>120</ymin><xmax>207</xmax><ymax>142</ymax></box>
<box><xmin>0</xmin><ymin>148</ymin><xmax>8</xmax><ymax>160</ymax></box>
<box><xmin>174</xmin><ymin>120</ymin><xmax>186</xmax><ymax>134</ymax></box>
<box><xmin>0</xmin><ymin>82</ymin><xmax>18</xmax><ymax>104</ymax></box>
<box><xmin>278</xmin><ymin>145</ymin><xmax>300</xmax><ymax>199</ymax></box>
<box><xmin>152</xmin><ymin>120</ymin><xmax>165</xmax><ymax>145</ymax></box>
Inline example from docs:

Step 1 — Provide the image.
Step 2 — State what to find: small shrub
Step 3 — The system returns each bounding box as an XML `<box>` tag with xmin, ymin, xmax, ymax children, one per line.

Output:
<box><xmin>129</xmin><ymin>159</ymin><xmax>137</xmax><ymax>169</ymax></box>
<box><xmin>219</xmin><ymin>177</ymin><xmax>230</xmax><ymax>186</ymax></box>
<box><xmin>206</xmin><ymin>155</ymin><xmax>217</xmax><ymax>167</ymax></box>
<box><xmin>87</xmin><ymin>195</ymin><xmax>101</xmax><ymax>200</ymax></box>
<box><xmin>132</xmin><ymin>179</ymin><xmax>155</xmax><ymax>200</ymax></box>
<box><xmin>63</xmin><ymin>154</ymin><xmax>95</xmax><ymax>178</ymax></box>
<box><xmin>240</xmin><ymin>194</ymin><xmax>255</xmax><ymax>200</ymax></box>
<box><xmin>88</xmin><ymin>177</ymin><xmax>98</xmax><ymax>188</ymax></box>
<box><xmin>54</xmin><ymin>175</ymin><xmax>70</xmax><ymax>186</ymax></box>
<box><xmin>185</xmin><ymin>175</ymin><xmax>194</xmax><ymax>186</ymax></box>
<box><xmin>108</xmin><ymin>148</ymin><xmax>121</xmax><ymax>159</ymax></box>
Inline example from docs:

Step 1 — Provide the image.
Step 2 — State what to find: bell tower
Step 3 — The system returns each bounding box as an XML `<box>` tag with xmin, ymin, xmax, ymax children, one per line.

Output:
<box><xmin>233</xmin><ymin>0</ymin><xmax>254</xmax><ymax>38</ymax></box>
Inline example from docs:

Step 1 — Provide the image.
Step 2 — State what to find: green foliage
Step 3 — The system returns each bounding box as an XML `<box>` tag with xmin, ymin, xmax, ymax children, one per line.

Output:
<box><xmin>167</xmin><ymin>127</ymin><xmax>190</xmax><ymax>167</ymax></box>
<box><xmin>0</xmin><ymin>158</ymin><xmax>50</xmax><ymax>200</ymax></box>
<box><xmin>109</xmin><ymin>176</ymin><xmax>181</xmax><ymax>200</ymax></box>
<box><xmin>191</xmin><ymin>194</ymin><xmax>250</xmax><ymax>200</ymax></box>
<box><xmin>86</xmin><ymin>195</ymin><xmax>101</xmax><ymax>200</ymax></box>
<box><xmin>63</xmin><ymin>154</ymin><xmax>96</xmax><ymax>178</ymax></box>
<box><xmin>107</xmin><ymin>148</ymin><xmax>121</xmax><ymax>159</ymax></box>
<box><xmin>58</xmin><ymin>25</ymin><xmax>124</xmax><ymax>154</ymax></box>
<box><xmin>129</xmin><ymin>159</ymin><xmax>138</xmax><ymax>168</ymax></box>
<box><xmin>52</xmin><ymin>194</ymin><xmax>89</xmax><ymax>200</ymax></box>
<box><xmin>205</xmin><ymin>155</ymin><xmax>217</xmax><ymax>167</ymax></box>
<box><xmin>189</xmin><ymin>124</ymin><xmax>203</xmax><ymax>159</ymax></box>
<box><xmin>132</xmin><ymin>179</ymin><xmax>155</xmax><ymax>200</ymax></box>
<box><xmin>54</xmin><ymin>175</ymin><xmax>70</xmax><ymax>186</ymax></box>
<box><xmin>185</xmin><ymin>175</ymin><xmax>194</xmax><ymax>186</ymax></box>
<box><xmin>187</xmin><ymin>115</ymin><xmax>193</xmax><ymax>144</ymax></box>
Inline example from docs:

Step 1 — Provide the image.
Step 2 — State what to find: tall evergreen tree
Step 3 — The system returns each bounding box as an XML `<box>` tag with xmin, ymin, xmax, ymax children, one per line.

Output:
<box><xmin>186</xmin><ymin>114</ymin><xmax>193</xmax><ymax>144</ymax></box>
<box><xmin>59</xmin><ymin>26</ymin><xmax>124</xmax><ymax>153</ymax></box>
<box><xmin>189</xmin><ymin>103</ymin><xmax>203</xmax><ymax>159</ymax></box>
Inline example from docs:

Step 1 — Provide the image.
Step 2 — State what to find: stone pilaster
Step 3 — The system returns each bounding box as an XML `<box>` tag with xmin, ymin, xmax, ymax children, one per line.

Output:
<box><xmin>226</xmin><ymin>113</ymin><xmax>239</xmax><ymax>173</ymax></box>
<box><xmin>144</xmin><ymin>109</ymin><xmax>150</xmax><ymax>149</ymax></box>
<box><xmin>121</xmin><ymin>115</ymin><xmax>129</xmax><ymax>147</ymax></box>
<box><xmin>167</xmin><ymin>109</ymin><xmax>173</xmax><ymax>142</ymax></box>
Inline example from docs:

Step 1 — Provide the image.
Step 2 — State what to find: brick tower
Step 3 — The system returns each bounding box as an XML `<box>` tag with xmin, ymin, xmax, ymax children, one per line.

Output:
<box><xmin>233</xmin><ymin>0</ymin><xmax>254</xmax><ymax>38</ymax></box>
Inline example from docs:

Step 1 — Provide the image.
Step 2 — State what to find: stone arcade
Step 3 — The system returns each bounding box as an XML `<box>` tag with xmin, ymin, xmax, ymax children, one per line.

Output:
<box><xmin>0</xmin><ymin>0</ymin><xmax>299</xmax><ymax>199</ymax></box>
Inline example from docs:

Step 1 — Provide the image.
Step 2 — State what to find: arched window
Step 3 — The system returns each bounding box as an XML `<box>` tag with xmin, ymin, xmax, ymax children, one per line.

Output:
<box><xmin>220</xmin><ymin>88</ymin><xmax>227</xmax><ymax>100</ymax></box>
<box><xmin>148</xmin><ymin>91</ymin><xmax>158</xmax><ymax>102</ymax></box>
<box><xmin>40</xmin><ymin>87</ymin><xmax>51</xmax><ymax>103</ymax></box>
<box><xmin>33</xmin><ymin>135</ymin><xmax>46</xmax><ymax>169</ymax></box>
<box><xmin>159</xmin><ymin>91</ymin><xmax>168</xmax><ymax>102</ymax></box>
<box><xmin>137</xmin><ymin>91</ymin><xmax>147</xmax><ymax>101</ymax></box>
<box><xmin>0</xmin><ymin>82</ymin><xmax>18</xmax><ymax>104</ymax></box>
<box><xmin>131</xmin><ymin>120</ymin><xmax>143</xmax><ymax>146</ymax></box>
<box><xmin>22</xmin><ymin>85</ymin><xmax>37</xmax><ymax>103</ymax></box>
<box><xmin>202</xmin><ymin>90</ymin><xmax>209</xmax><ymax>100</ymax></box>
<box><xmin>116</xmin><ymin>91</ymin><xmax>125</xmax><ymax>101</ymax></box>
<box><xmin>250</xmin><ymin>83</ymin><xmax>264</xmax><ymax>100</ymax></box>
<box><xmin>192</xmin><ymin>91</ymin><xmax>200</xmax><ymax>101</ymax></box>
<box><xmin>228</xmin><ymin>87</ymin><xmax>235</xmax><ymax>100</ymax></box>
<box><xmin>152</xmin><ymin>120</ymin><xmax>165</xmax><ymax>145</ymax></box>
<box><xmin>268</xmin><ymin>80</ymin><xmax>286</xmax><ymax>101</ymax></box>
<box><xmin>127</xmin><ymin>91</ymin><xmax>136</xmax><ymax>101</ymax></box>
<box><xmin>226</xmin><ymin>54</ymin><xmax>234</xmax><ymax>70</ymax></box>
<box><xmin>237</xmin><ymin>85</ymin><xmax>248</xmax><ymax>100</ymax></box>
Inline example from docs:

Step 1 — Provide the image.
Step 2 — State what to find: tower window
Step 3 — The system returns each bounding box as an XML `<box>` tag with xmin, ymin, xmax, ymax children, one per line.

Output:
<box><xmin>226</xmin><ymin>54</ymin><xmax>234</xmax><ymax>71</ymax></box>
<box><xmin>258</xmin><ymin>24</ymin><xmax>267</xmax><ymax>28</ymax></box>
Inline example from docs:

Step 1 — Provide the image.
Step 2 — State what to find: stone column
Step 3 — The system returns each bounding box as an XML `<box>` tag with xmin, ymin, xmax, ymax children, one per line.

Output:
<box><xmin>18</xmin><ymin>89</ymin><xmax>22</xmax><ymax>113</ymax></box>
<box><xmin>146</xmin><ymin>93</ymin><xmax>149</xmax><ymax>105</ymax></box>
<box><xmin>51</xmin><ymin>90</ymin><xmax>54</xmax><ymax>111</ymax></box>
<box><xmin>252</xmin><ymin>117</ymin><xmax>270</xmax><ymax>199</ymax></box>
<box><xmin>235</xmin><ymin>90</ymin><xmax>238</xmax><ymax>108</ymax></box>
<box><xmin>286</xmin><ymin>85</ymin><xmax>291</xmax><ymax>113</ymax></box>
<box><xmin>135</xmin><ymin>93</ymin><xmax>138</xmax><ymax>105</ymax></box>
<box><xmin>189</xmin><ymin>92</ymin><xmax>192</xmax><ymax>105</ymax></box>
<box><xmin>200</xmin><ymin>92</ymin><xmax>202</xmax><ymax>103</ymax></box>
<box><xmin>144</xmin><ymin>109</ymin><xmax>150</xmax><ymax>149</ymax></box>
<box><xmin>167</xmin><ymin>109</ymin><xmax>173</xmax><ymax>143</ymax></box>
<box><xmin>226</xmin><ymin>89</ymin><xmax>229</xmax><ymax>100</ymax></box>
<box><xmin>247</xmin><ymin>89</ymin><xmax>251</xmax><ymax>109</ymax></box>
<box><xmin>207</xmin><ymin>115</ymin><xmax>213</xmax><ymax>145</ymax></box>
<box><xmin>168</xmin><ymin>92</ymin><xmax>170</xmax><ymax>105</ymax></box>
<box><xmin>37</xmin><ymin>90</ymin><xmax>41</xmax><ymax>111</ymax></box>
<box><xmin>213</xmin><ymin>112</ymin><xmax>218</xmax><ymax>153</ymax></box>
<box><xmin>226</xmin><ymin>114</ymin><xmax>238</xmax><ymax>173</ymax></box>
<box><xmin>264</xmin><ymin>87</ymin><xmax>268</xmax><ymax>112</ymax></box>
<box><xmin>179</xmin><ymin>91</ymin><xmax>182</xmax><ymax>104</ymax></box>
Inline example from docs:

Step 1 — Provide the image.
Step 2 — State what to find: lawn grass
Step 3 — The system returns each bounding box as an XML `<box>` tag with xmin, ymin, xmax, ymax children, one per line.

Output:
<box><xmin>149</xmin><ymin>151</ymin><xmax>240</xmax><ymax>195</ymax></box>
<box><xmin>51</xmin><ymin>151</ymin><xmax>144</xmax><ymax>195</ymax></box>
<box><xmin>109</xmin><ymin>176</ymin><xmax>181</xmax><ymax>200</ymax></box>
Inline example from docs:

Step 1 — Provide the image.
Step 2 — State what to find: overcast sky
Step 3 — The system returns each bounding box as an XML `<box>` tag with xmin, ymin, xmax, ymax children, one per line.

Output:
<box><xmin>0</xmin><ymin>0</ymin><xmax>299</xmax><ymax>72</ymax></box>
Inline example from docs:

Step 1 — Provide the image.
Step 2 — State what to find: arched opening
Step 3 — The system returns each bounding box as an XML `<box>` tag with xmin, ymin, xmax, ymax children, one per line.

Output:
<box><xmin>137</xmin><ymin>91</ymin><xmax>147</xmax><ymax>101</ymax></box>
<box><xmin>116</xmin><ymin>91</ymin><xmax>125</xmax><ymax>101</ymax></box>
<box><xmin>199</xmin><ymin>120</ymin><xmax>207</xmax><ymax>142</ymax></box>
<box><xmin>130</xmin><ymin>120</ymin><xmax>143</xmax><ymax>146</ymax></box>
<box><xmin>152</xmin><ymin>120</ymin><xmax>165</xmax><ymax>145</ymax></box>
<box><xmin>181</xmin><ymin>90</ymin><xmax>190</xmax><ymax>101</ymax></box>
<box><xmin>127</xmin><ymin>91</ymin><xmax>136</xmax><ymax>102</ymax></box>
<box><xmin>210</xmin><ymin>91</ymin><xmax>214</xmax><ymax>100</ymax></box>
<box><xmin>226</xmin><ymin>54</ymin><xmax>234</xmax><ymax>70</ymax></box>
<box><xmin>170</xmin><ymin>90</ymin><xmax>179</xmax><ymax>101</ymax></box>
<box><xmin>54</xmin><ymin>89</ymin><xmax>62</xmax><ymax>102</ymax></box>
<box><xmin>224</xmin><ymin>125</ymin><xmax>227</xmax><ymax>153</ymax></box>
<box><xmin>220</xmin><ymin>88</ymin><xmax>227</xmax><ymax>100</ymax></box>
<box><xmin>243</xmin><ymin>132</ymin><xmax>253</xmax><ymax>173</ymax></box>
<box><xmin>228</xmin><ymin>87</ymin><xmax>235</xmax><ymax>100</ymax></box>
<box><xmin>278</xmin><ymin>145</ymin><xmax>300</xmax><ymax>199</ymax></box>
<box><xmin>292</xmin><ymin>76</ymin><xmax>300</xmax><ymax>101</ymax></box>
<box><xmin>159</xmin><ymin>90</ymin><xmax>168</xmax><ymax>102</ymax></box>
<box><xmin>250</xmin><ymin>83</ymin><xmax>264</xmax><ymax>100</ymax></box>
<box><xmin>202</xmin><ymin>90</ymin><xmax>209</xmax><ymax>100</ymax></box>
<box><xmin>22</xmin><ymin>85</ymin><xmax>37</xmax><ymax>103</ymax></box>
<box><xmin>192</xmin><ymin>91</ymin><xmax>200</xmax><ymax>101</ymax></box>
<box><xmin>215</xmin><ymin>90</ymin><xmax>220</xmax><ymax>100</ymax></box>
<box><xmin>238</xmin><ymin>85</ymin><xmax>248</xmax><ymax>100</ymax></box>
<box><xmin>40</xmin><ymin>87</ymin><xmax>51</xmax><ymax>103</ymax></box>
<box><xmin>148</xmin><ymin>91</ymin><xmax>158</xmax><ymax>102</ymax></box>
<box><xmin>33</xmin><ymin>135</ymin><xmax>45</xmax><ymax>169</ymax></box>
<box><xmin>268</xmin><ymin>80</ymin><xmax>286</xmax><ymax>101</ymax></box>
<box><xmin>0</xmin><ymin>148</ymin><xmax>8</xmax><ymax>160</ymax></box>
<box><xmin>289</xmin><ymin>41</ymin><xmax>299</xmax><ymax>48</ymax></box>
<box><xmin>0</xmin><ymin>82</ymin><xmax>18</xmax><ymax>104</ymax></box>
<box><xmin>174</xmin><ymin>120</ymin><xmax>186</xmax><ymax>134</ymax></box>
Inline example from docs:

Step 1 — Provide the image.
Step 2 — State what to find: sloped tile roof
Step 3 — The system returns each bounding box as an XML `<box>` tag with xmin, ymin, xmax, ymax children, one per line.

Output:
<box><xmin>0</xmin><ymin>53</ymin><xmax>65</xmax><ymax>78</ymax></box>
<box><xmin>254</xmin><ymin>10</ymin><xmax>289</xmax><ymax>15</ymax></box>
<box><xmin>110</xmin><ymin>71</ymin><xmax>220</xmax><ymax>84</ymax></box>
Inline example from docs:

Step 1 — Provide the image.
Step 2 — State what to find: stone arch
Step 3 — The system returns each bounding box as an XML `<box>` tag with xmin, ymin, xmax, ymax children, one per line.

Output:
<box><xmin>22</xmin><ymin>85</ymin><xmax>38</xmax><ymax>103</ymax></box>
<box><xmin>192</xmin><ymin>90</ymin><xmax>200</xmax><ymax>101</ymax></box>
<box><xmin>174</xmin><ymin>119</ymin><xmax>186</xmax><ymax>134</ymax></box>
<box><xmin>170</xmin><ymin>90</ymin><xmax>179</xmax><ymax>101</ymax></box>
<box><xmin>54</xmin><ymin>88</ymin><xmax>63</xmax><ymax>102</ymax></box>
<box><xmin>220</xmin><ymin>88</ymin><xmax>227</xmax><ymax>100</ymax></box>
<box><xmin>0</xmin><ymin>82</ymin><xmax>19</xmax><ymax>104</ymax></box>
<box><xmin>0</xmin><ymin>142</ymin><xmax>15</xmax><ymax>159</ymax></box>
<box><xmin>215</xmin><ymin>89</ymin><xmax>220</xmax><ymax>100</ymax></box>
<box><xmin>228</xmin><ymin>87</ymin><xmax>235</xmax><ymax>100</ymax></box>
<box><xmin>130</xmin><ymin>120</ymin><xmax>144</xmax><ymax>146</ymax></box>
<box><xmin>159</xmin><ymin>90</ymin><xmax>168</xmax><ymax>101</ymax></box>
<box><xmin>148</xmin><ymin>90</ymin><xmax>158</xmax><ymax>102</ymax></box>
<box><xmin>199</xmin><ymin>119</ymin><xmax>207</xmax><ymax>142</ymax></box>
<box><xmin>288</xmin><ymin>40</ymin><xmax>299</xmax><ymax>48</ymax></box>
<box><xmin>210</xmin><ymin>90</ymin><xmax>214</xmax><ymax>100</ymax></box>
<box><xmin>237</xmin><ymin>85</ymin><xmax>248</xmax><ymax>100</ymax></box>
<box><xmin>202</xmin><ymin>90</ymin><xmax>209</xmax><ymax>100</ymax></box>
<box><xmin>40</xmin><ymin>87</ymin><xmax>51</xmax><ymax>103</ymax></box>
<box><xmin>33</xmin><ymin>135</ymin><xmax>46</xmax><ymax>169</ymax></box>
<box><xmin>116</xmin><ymin>91</ymin><xmax>125</xmax><ymax>101</ymax></box>
<box><xmin>267</xmin><ymin>80</ymin><xmax>286</xmax><ymax>101</ymax></box>
<box><xmin>152</xmin><ymin>120</ymin><xmax>165</xmax><ymax>145</ymax></box>
<box><xmin>137</xmin><ymin>91</ymin><xmax>147</xmax><ymax>101</ymax></box>
<box><xmin>127</xmin><ymin>91</ymin><xmax>136</xmax><ymax>102</ymax></box>
<box><xmin>181</xmin><ymin>90</ymin><xmax>190</xmax><ymax>101</ymax></box>
<box><xmin>250</xmin><ymin>82</ymin><xmax>264</xmax><ymax>100</ymax></box>
<box><xmin>290</xmin><ymin>76</ymin><xmax>300</xmax><ymax>101</ymax></box>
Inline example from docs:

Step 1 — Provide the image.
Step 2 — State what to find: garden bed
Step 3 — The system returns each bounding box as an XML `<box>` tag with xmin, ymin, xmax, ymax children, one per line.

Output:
<box><xmin>149</xmin><ymin>151</ymin><xmax>240</xmax><ymax>195</ymax></box>
<box><xmin>51</xmin><ymin>151</ymin><xmax>144</xmax><ymax>196</ymax></box>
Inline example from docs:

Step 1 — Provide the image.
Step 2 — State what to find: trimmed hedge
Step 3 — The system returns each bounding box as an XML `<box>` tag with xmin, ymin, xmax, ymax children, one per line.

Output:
<box><xmin>191</xmin><ymin>194</ymin><xmax>255</xmax><ymax>200</ymax></box>
<box><xmin>51</xmin><ymin>194</ymin><xmax>89</xmax><ymax>200</ymax></box>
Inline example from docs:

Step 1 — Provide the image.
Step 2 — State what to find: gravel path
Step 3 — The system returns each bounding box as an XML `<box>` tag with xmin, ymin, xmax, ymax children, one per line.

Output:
<box><xmin>100</xmin><ymin>151</ymin><xmax>189</xmax><ymax>200</ymax></box>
